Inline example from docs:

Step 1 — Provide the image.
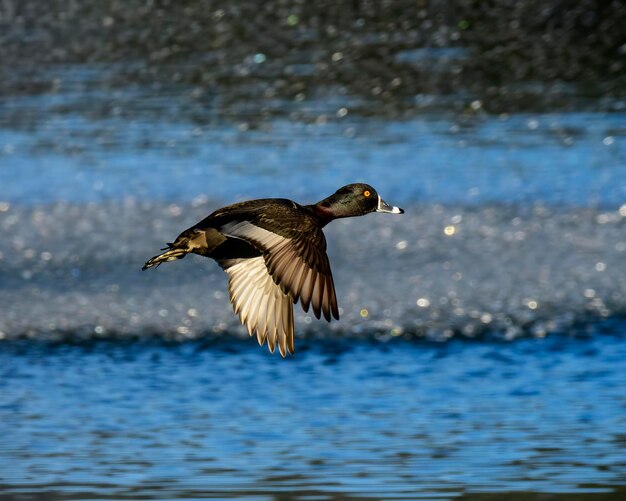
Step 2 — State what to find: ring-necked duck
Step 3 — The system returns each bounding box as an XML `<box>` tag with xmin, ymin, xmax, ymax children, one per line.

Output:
<box><xmin>143</xmin><ymin>183</ymin><xmax>403</xmax><ymax>356</ymax></box>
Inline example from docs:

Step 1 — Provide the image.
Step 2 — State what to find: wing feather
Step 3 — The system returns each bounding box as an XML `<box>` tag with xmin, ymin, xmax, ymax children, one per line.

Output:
<box><xmin>298</xmin><ymin>266</ymin><xmax>313</xmax><ymax>312</ymax></box>
<box><xmin>221</xmin><ymin>220</ymin><xmax>338</xmax><ymax>322</ymax></box>
<box><xmin>222</xmin><ymin>256</ymin><xmax>295</xmax><ymax>356</ymax></box>
<box><xmin>311</xmin><ymin>273</ymin><xmax>323</xmax><ymax>319</ymax></box>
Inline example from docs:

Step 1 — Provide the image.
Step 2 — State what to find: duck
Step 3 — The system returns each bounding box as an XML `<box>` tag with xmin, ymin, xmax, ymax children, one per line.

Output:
<box><xmin>142</xmin><ymin>183</ymin><xmax>404</xmax><ymax>356</ymax></box>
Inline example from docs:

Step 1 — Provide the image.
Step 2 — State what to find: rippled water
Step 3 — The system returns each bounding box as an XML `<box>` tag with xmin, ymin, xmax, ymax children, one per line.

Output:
<box><xmin>2</xmin><ymin>12</ymin><xmax>626</xmax><ymax>498</ymax></box>
<box><xmin>2</xmin><ymin>332</ymin><xmax>626</xmax><ymax>500</ymax></box>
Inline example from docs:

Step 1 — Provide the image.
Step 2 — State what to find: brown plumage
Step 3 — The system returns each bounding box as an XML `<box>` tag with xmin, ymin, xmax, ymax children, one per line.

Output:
<box><xmin>143</xmin><ymin>183</ymin><xmax>403</xmax><ymax>356</ymax></box>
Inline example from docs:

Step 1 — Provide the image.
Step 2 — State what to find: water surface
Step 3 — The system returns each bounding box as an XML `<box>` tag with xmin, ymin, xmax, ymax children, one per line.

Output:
<box><xmin>1</xmin><ymin>5</ymin><xmax>626</xmax><ymax>499</ymax></box>
<box><xmin>2</xmin><ymin>332</ymin><xmax>626</xmax><ymax>500</ymax></box>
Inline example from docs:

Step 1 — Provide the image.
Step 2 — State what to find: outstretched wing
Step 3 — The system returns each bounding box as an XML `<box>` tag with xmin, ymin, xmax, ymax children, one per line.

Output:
<box><xmin>221</xmin><ymin>219</ymin><xmax>339</xmax><ymax>322</ymax></box>
<box><xmin>221</xmin><ymin>256</ymin><xmax>295</xmax><ymax>357</ymax></box>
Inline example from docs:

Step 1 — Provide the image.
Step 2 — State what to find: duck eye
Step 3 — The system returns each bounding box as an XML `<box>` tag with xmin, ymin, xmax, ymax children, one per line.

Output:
<box><xmin>363</xmin><ymin>190</ymin><xmax>371</xmax><ymax>197</ymax></box>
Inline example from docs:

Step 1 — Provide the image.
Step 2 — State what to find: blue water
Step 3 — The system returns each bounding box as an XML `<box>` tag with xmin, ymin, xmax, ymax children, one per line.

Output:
<box><xmin>1</xmin><ymin>112</ymin><xmax>624</xmax><ymax>207</ymax></box>
<box><xmin>1</xmin><ymin>71</ymin><xmax>624</xmax><ymax>207</ymax></box>
<box><xmin>1</xmin><ymin>64</ymin><xmax>626</xmax><ymax>500</ymax></box>
<box><xmin>2</xmin><ymin>333</ymin><xmax>626</xmax><ymax>500</ymax></box>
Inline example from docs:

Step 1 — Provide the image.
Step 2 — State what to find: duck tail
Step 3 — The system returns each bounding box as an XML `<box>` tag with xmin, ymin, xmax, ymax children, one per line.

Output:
<box><xmin>142</xmin><ymin>244</ymin><xmax>188</xmax><ymax>270</ymax></box>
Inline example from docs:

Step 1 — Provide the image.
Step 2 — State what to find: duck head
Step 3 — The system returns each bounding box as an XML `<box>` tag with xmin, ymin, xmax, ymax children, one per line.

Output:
<box><xmin>311</xmin><ymin>183</ymin><xmax>404</xmax><ymax>224</ymax></box>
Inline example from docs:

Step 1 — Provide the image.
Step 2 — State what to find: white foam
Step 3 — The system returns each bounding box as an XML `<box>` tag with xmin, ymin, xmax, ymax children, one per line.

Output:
<box><xmin>0</xmin><ymin>200</ymin><xmax>624</xmax><ymax>342</ymax></box>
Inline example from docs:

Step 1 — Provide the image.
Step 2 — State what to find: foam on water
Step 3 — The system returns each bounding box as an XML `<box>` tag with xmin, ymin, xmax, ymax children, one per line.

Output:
<box><xmin>1</xmin><ymin>200</ymin><xmax>624</xmax><ymax>345</ymax></box>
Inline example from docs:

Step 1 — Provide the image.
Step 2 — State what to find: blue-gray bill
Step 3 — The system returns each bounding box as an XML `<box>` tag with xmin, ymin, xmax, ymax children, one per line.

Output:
<box><xmin>376</xmin><ymin>196</ymin><xmax>404</xmax><ymax>214</ymax></box>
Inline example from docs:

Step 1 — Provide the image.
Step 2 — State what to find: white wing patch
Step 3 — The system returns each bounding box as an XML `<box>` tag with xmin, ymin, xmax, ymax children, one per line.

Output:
<box><xmin>224</xmin><ymin>256</ymin><xmax>295</xmax><ymax>357</ymax></box>
<box><xmin>221</xmin><ymin>220</ymin><xmax>287</xmax><ymax>249</ymax></box>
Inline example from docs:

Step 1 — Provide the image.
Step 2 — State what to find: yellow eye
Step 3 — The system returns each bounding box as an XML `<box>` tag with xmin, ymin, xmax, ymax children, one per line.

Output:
<box><xmin>364</xmin><ymin>190</ymin><xmax>371</xmax><ymax>197</ymax></box>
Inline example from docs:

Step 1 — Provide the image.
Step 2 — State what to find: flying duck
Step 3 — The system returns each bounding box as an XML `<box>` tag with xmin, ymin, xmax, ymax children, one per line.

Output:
<box><xmin>143</xmin><ymin>183</ymin><xmax>404</xmax><ymax>356</ymax></box>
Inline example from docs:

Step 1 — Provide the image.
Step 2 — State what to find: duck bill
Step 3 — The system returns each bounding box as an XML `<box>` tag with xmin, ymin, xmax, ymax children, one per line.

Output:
<box><xmin>376</xmin><ymin>195</ymin><xmax>404</xmax><ymax>214</ymax></box>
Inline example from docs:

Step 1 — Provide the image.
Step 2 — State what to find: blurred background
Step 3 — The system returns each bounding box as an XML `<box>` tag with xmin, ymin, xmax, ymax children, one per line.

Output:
<box><xmin>1</xmin><ymin>1</ymin><xmax>625</xmax><ymax>499</ymax></box>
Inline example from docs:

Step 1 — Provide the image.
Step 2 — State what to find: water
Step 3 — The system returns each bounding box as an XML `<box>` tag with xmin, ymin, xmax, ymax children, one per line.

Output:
<box><xmin>2</xmin><ymin>79</ymin><xmax>625</xmax><ymax>206</ymax></box>
<box><xmin>1</xmin><ymin>334</ymin><xmax>626</xmax><ymax>500</ymax></box>
<box><xmin>2</xmin><ymin>7</ymin><xmax>626</xmax><ymax>499</ymax></box>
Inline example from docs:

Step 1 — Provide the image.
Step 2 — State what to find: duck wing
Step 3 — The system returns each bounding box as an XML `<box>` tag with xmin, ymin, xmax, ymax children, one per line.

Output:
<box><xmin>219</xmin><ymin>213</ymin><xmax>339</xmax><ymax>322</ymax></box>
<box><xmin>220</xmin><ymin>256</ymin><xmax>294</xmax><ymax>357</ymax></box>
